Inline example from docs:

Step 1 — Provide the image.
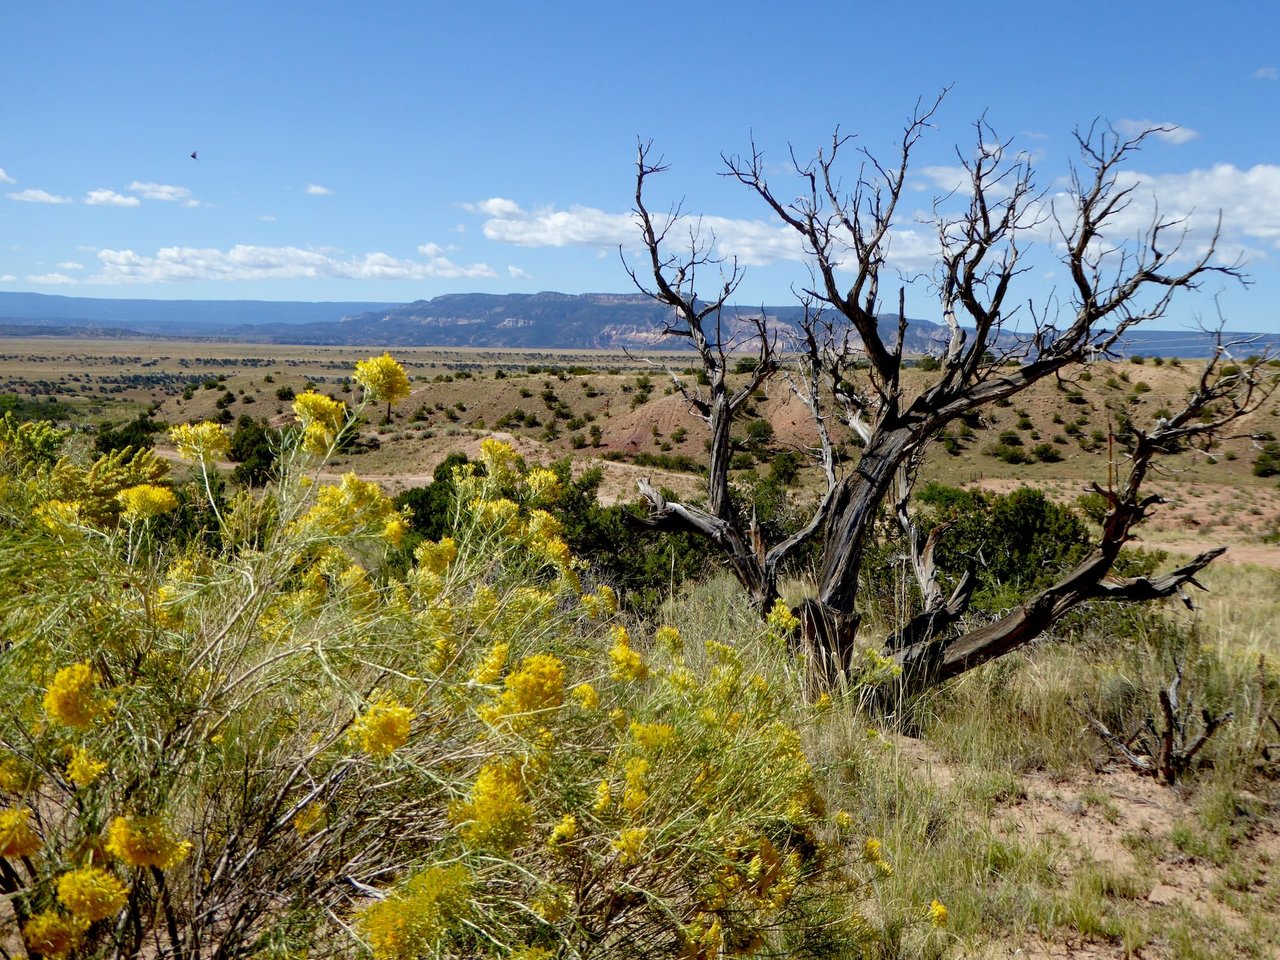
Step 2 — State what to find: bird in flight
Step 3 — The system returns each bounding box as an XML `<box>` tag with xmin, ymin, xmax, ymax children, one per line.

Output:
<box><xmin>190</xmin><ymin>151</ymin><xmax>198</xmax><ymax>160</ymax></box>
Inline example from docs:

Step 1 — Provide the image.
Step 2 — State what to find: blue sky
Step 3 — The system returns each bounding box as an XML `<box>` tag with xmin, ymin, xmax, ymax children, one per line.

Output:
<box><xmin>2</xmin><ymin>1</ymin><xmax>1278</xmax><ymax>331</ymax></box>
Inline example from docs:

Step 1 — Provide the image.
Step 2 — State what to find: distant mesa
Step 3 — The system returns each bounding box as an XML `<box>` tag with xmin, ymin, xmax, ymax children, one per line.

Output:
<box><xmin>0</xmin><ymin>290</ymin><xmax>1272</xmax><ymax>358</ymax></box>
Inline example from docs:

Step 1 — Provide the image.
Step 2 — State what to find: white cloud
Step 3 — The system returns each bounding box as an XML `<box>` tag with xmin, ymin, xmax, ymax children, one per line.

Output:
<box><xmin>85</xmin><ymin>188</ymin><xmax>140</xmax><ymax>207</ymax></box>
<box><xmin>305</xmin><ymin>183</ymin><xmax>333</xmax><ymax>196</ymax></box>
<box><xmin>1078</xmin><ymin>163</ymin><xmax>1280</xmax><ymax>268</ymax></box>
<box><xmin>90</xmin><ymin>244</ymin><xmax>497</xmax><ymax>284</ymax></box>
<box><xmin>0</xmin><ymin>274</ymin><xmax>16</xmax><ymax>282</ymax></box>
<box><xmin>27</xmin><ymin>273</ymin><xmax>76</xmax><ymax>285</ymax></box>
<box><xmin>419</xmin><ymin>242</ymin><xmax>446</xmax><ymax>257</ymax></box>
<box><xmin>128</xmin><ymin>181</ymin><xmax>192</xmax><ymax>202</ymax></box>
<box><xmin>918</xmin><ymin>165</ymin><xmax>971</xmax><ymax>194</ymax></box>
<box><xmin>508</xmin><ymin>265</ymin><xmax>532</xmax><ymax>280</ymax></box>
<box><xmin>1114</xmin><ymin>119</ymin><xmax>1199</xmax><ymax>145</ymax></box>
<box><xmin>258</xmin><ymin>214</ymin><xmax>277</xmax><ymax>222</ymax></box>
<box><xmin>465</xmin><ymin>197</ymin><xmax>524</xmax><ymax>218</ymax></box>
<box><xmin>9</xmin><ymin>189</ymin><xmax>72</xmax><ymax>204</ymax></box>
<box><xmin>56</xmin><ymin>261</ymin><xmax>84</xmax><ymax>270</ymax></box>
<box><xmin>1255</xmin><ymin>66</ymin><xmax>1278</xmax><ymax>80</ymax></box>
<box><xmin>472</xmin><ymin>197</ymin><xmax>936</xmax><ymax>269</ymax></box>
<box><xmin>0</xmin><ymin>168</ymin><xmax>14</xmax><ymax>184</ymax></box>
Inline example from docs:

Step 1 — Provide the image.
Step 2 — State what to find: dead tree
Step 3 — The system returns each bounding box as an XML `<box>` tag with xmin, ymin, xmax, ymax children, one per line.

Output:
<box><xmin>624</xmin><ymin>144</ymin><xmax>839</xmax><ymax>614</ymax></box>
<box><xmin>630</xmin><ymin>99</ymin><xmax>1277</xmax><ymax>689</ymax></box>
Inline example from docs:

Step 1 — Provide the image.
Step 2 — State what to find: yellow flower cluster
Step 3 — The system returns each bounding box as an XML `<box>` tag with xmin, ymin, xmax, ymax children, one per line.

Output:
<box><xmin>298</xmin><ymin>473</ymin><xmax>399</xmax><ymax>539</ymax></box>
<box><xmin>478</xmin><ymin>653</ymin><xmax>564</xmax><ymax>730</ymax></box>
<box><xmin>450</xmin><ymin>760</ymin><xmax>533</xmax><ymax>852</ymax></box>
<box><xmin>470</xmin><ymin>642</ymin><xmax>509</xmax><ymax>684</ymax></box>
<box><xmin>478</xmin><ymin>437</ymin><xmax>520</xmax><ymax>484</ymax></box>
<box><xmin>67</xmin><ymin>747</ymin><xmax>106</xmax><ymax>788</ymax></box>
<box><xmin>592</xmin><ymin>779</ymin><xmax>611</xmax><ymax>813</ymax></box>
<box><xmin>0</xmin><ymin>806</ymin><xmax>40</xmax><ymax>857</ymax></box>
<box><xmin>928</xmin><ymin>898</ymin><xmax>948</xmax><ymax>927</ymax></box>
<box><xmin>22</xmin><ymin>910</ymin><xmax>84</xmax><ymax>959</ymax></box>
<box><xmin>359</xmin><ymin>863</ymin><xmax>471</xmax><ymax>960</ymax></box>
<box><xmin>654</xmin><ymin>625</ymin><xmax>682</xmax><ymax>654</ymax></box>
<box><xmin>522</xmin><ymin>467</ymin><xmax>561</xmax><ymax>505</ymax></box>
<box><xmin>105</xmin><ymin>815</ymin><xmax>193</xmax><ymax>869</ymax></box>
<box><xmin>571</xmin><ymin>682</ymin><xmax>599</xmax><ymax>711</ymax></box>
<box><xmin>0</xmin><ymin>755</ymin><xmax>30</xmax><ymax>792</ymax></box>
<box><xmin>353</xmin><ymin>353</ymin><xmax>412</xmax><ymax>405</ymax></box>
<box><xmin>293</xmin><ymin>802</ymin><xmax>325</xmax><ymax>837</ymax></box>
<box><xmin>292</xmin><ymin>390</ymin><xmax>347</xmax><ymax>455</ymax></box>
<box><xmin>350</xmin><ymin>696</ymin><xmax>414</xmax><ymax>759</ymax></box>
<box><xmin>57</xmin><ymin>866</ymin><xmax>128</xmax><ymax>921</ymax></box>
<box><xmin>612</xmin><ymin>826</ymin><xmax>649</xmax><ymax>865</ymax></box>
<box><xmin>863</xmin><ymin>837</ymin><xmax>893</xmax><ymax>877</ymax></box>
<box><xmin>548</xmin><ymin>813</ymin><xmax>577</xmax><ymax>846</ymax></box>
<box><xmin>765</xmin><ymin>600</ymin><xmax>800</xmax><ymax>641</ymax></box>
<box><xmin>630</xmin><ymin>721</ymin><xmax>675</xmax><ymax>752</ymax></box>
<box><xmin>608</xmin><ymin>626</ymin><xmax>647</xmax><ymax>682</ymax></box>
<box><xmin>471</xmin><ymin>497</ymin><xmax>522</xmax><ymax>537</ymax></box>
<box><xmin>117</xmin><ymin>483</ymin><xmax>178</xmax><ymax>521</ymax></box>
<box><xmin>415</xmin><ymin>537</ymin><xmax>457</xmax><ymax>574</ymax></box>
<box><xmin>169</xmin><ymin>421</ymin><xmax>230</xmax><ymax>464</ymax></box>
<box><xmin>622</xmin><ymin>757</ymin><xmax>650</xmax><ymax>815</ymax></box>
<box><xmin>43</xmin><ymin>662</ymin><xmax>103</xmax><ymax>730</ymax></box>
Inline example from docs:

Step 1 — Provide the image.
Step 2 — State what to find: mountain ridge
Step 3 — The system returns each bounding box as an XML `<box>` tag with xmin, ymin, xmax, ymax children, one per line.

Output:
<box><xmin>0</xmin><ymin>290</ymin><xmax>1272</xmax><ymax>357</ymax></box>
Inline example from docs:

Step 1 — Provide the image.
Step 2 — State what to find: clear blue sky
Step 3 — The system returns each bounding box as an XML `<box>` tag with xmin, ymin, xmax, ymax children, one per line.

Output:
<box><xmin>3</xmin><ymin>1</ymin><xmax>1278</xmax><ymax>331</ymax></box>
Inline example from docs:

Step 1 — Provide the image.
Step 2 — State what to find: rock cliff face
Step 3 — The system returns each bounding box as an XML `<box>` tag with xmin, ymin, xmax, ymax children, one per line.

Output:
<box><xmin>333</xmin><ymin>292</ymin><xmax>962</xmax><ymax>351</ymax></box>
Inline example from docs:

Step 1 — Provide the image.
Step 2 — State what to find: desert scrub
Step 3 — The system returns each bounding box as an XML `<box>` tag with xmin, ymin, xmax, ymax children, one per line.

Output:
<box><xmin>0</xmin><ymin>367</ymin><xmax>897</xmax><ymax>959</ymax></box>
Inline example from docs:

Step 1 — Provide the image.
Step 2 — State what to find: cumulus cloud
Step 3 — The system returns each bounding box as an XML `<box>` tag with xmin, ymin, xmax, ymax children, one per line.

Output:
<box><xmin>474</xmin><ymin>200</ymin><xmax>804</xmax><ymax>268</ymax></box>
<box><xmin>90</xmin><ymin>244</ymin><xmax>497</xmax><ymax>284</ymax></box>
<box><xmin>0</xmin><ymin>274</ymin><xmax>17</xmax><ymax>282</ymax></box>
<box><xmin>258</xmin><ymin>214</ymin><xmax>277</xmax><ymax>222</ymax></box>
<box><xmin>56</xmin><ymin>261</ymin><xmax>84</xmax><ymax>270</ymax></box>
<box><xmin>27</xmin><ymin>273</ymin><xmax>76</xmax><ymax>285</ymax></box>
<box><xmin>1106</xmin><ymin>163</ymin><xmax>1280</xmax><ymax>254</ymax></box>
<box><xmin>465</xmin><ymin>197</ymin><xmax>524</xmax><ymax>218</ymax></box>
<box><xmin>470</xmin><ymin>197</ymin><xmax>944</xmax><ymax>270</ymax></box>
<box><xmin>85</xmin><ymin>188</ymin><xmax>141</xmax><ymax>207</ymax></box>
<box><xmin>9</xmin><ymin>188</ymin><xmax>72</xmax><ymax>204</ymax></box>
<box><xmin>508</xmin><ymin>265</ymin><xmax>532</xmax><ymax>280</ymax></box>
<box><xmin>1114</xmin><ymin>119</ymin><xmax>1199</xmax><ymax>145</ymax></box>
<box><xmin>129</xmin><ymin>181</ymin><xmax>193</xmax><ymax>202</ymax></box>
<box><xmin>0</xmin><ymin>168</ymin><xmax>14</xmax><ymax>184</ymax></box>
<box><xmin>305</xmin><ymin>183</ymin><xmax>333</xmax><ymax>196</ymax></box>
<box><xmin>1255</xmin><ymin>66</ymin><xmax>1278</xmax><ymax>80</ymax></box>
<box><xmin>419</xmin><ymin>242</ymin><xmax>446</xmax><ymax>257</ymax></box>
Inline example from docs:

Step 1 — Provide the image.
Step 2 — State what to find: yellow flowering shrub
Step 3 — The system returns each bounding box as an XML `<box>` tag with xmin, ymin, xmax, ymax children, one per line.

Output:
<box><xmin>46</xmin><ymin>446</ymin><xmax>170</xmax><ymax>527</ymax></box>
<box><xmin>0</xmin><ymin>397</ymin><xmax>899</xmax><ymax>960</ymax></box>
<box><xmin>353</xmin><ymin>352</ymin><xmax>412</xmax><ymax>407</ymax></box>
